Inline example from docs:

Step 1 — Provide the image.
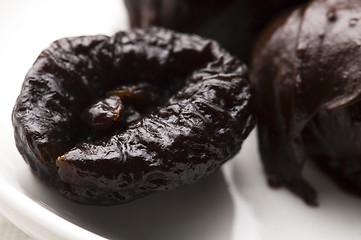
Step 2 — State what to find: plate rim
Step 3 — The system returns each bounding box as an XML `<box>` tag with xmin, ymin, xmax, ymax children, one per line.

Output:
<box><xmin>0</xmin><ymin>177</ymin><xmax>107</xmax><ymax>240</ymax></box>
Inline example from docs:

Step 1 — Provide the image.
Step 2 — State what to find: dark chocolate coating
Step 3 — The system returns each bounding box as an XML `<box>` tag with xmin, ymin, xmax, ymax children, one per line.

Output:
<box><xmin>123</xmin><ymin>0</ymin><xmax>308</xmax><ymax>62</ymax></box>
<box><xmin>251</xmin><ymin>0</ymin><xmax>361</xmax><ymax>205</ymax></box>
<box><xmin>13</xmin><ymin>27</ymin><xmax>254</xmax><ymax>205</ymax></box>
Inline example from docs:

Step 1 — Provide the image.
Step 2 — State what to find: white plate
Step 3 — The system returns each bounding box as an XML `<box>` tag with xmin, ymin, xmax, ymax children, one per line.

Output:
<box><xmin>1</xmin><ymin>1</ymin><xmax>361</xmax><ymax>240</ymax></box>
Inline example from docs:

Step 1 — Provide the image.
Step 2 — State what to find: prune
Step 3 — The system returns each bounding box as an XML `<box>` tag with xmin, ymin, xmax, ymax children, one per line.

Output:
<box><xmin>12</xmin><ymin>27</ymin><xmax>254</xmax><ymax>205</ymax></box>
<box><xmin>83</xmin><ymin>95</ymin><xmax>124</xmax><ymax>129</ymax></box>
<box><xmin>251</xmin><ymin>0</ymin><xmax>361</xmax><ymax>205</ymax></box>
<box><xmin>123</xmin><ymin>0</ymin><xmax>309</xmax><ymax>61</ymax></box>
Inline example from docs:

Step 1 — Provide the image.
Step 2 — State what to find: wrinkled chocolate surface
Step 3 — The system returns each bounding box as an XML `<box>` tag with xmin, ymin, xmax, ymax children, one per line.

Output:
<box><xmin>251</xmin><ymin>0</ymin><xmax>361</xmax><ymax>205</ymax></box>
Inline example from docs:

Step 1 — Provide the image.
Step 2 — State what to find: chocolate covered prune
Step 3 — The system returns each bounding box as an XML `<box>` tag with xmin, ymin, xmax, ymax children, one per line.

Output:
<box><xmin>13</xmin><ymin>27</ymin><xmax>254</xmax><ymax>205</ymax></box>
<box><xmin>251</xmin><ymin>0</ymin><xmax>361</xmax><ymax>205</ymax></box>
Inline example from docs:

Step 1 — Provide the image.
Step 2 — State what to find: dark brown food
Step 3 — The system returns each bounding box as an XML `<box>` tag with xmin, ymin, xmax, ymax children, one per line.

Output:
<box><xmin>123</xmin><ymin>0</ymin><xmax>309</xmax><ymax>61</ymax></box>
<box><xmin>13</xmin><ymin>27</ymin><xmax>254</xmax><ymax>205</ymax></box>
<box><xmin>251</xmin><ymin>0</ymin><xmax>361</xmax><ymax>205</ymax></box>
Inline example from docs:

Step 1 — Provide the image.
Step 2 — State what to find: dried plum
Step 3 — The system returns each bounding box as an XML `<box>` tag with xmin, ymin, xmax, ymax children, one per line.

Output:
<box><xmin>12</xmin><ymin>27</ymin><xmax>254</xmax><ymax>205</ymax></box>
<box><xmin>123</xmin><ymin>0</ymin><xmax>309</xmax><ymax>61</ymax></box>
<box><xmin>251</xmin><ymin>0</ymin><xmax>361</xmax><ymax>205</ymax></box>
